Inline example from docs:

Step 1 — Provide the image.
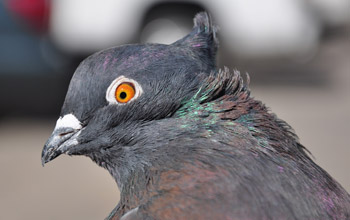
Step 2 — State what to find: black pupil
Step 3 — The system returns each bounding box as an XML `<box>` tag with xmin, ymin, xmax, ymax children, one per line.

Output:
<box><xmin>119</xmin><ymin>92</ymin><xmax>127</xmax><ymax>99</ymax></box>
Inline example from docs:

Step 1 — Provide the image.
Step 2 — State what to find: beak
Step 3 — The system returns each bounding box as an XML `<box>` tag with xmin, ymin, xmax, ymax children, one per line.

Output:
<box><xmin>41</xmin><ymin>114</ymin><xmax>82</xmax><ymax>166</ymax></box>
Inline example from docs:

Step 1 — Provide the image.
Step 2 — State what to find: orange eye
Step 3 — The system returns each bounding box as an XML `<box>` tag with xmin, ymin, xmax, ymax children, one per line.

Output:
<box><xmin>115</xmin><ymin>83</ymin><xmax>135</xmax><ymax>103</ymax></box>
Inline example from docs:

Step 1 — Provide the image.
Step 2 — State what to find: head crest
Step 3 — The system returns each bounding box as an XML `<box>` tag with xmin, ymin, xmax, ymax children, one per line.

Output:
<box><xmin>173</xmin><ymin>12</ymin><xmax>219</xmax><ymax>61</ymax></box>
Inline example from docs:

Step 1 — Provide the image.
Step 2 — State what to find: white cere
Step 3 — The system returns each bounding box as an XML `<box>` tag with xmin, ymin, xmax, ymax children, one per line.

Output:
<box><xmin>55</xmin><ymin>114</ymin><xmax>82</xmax><ymax>130</ymax></box>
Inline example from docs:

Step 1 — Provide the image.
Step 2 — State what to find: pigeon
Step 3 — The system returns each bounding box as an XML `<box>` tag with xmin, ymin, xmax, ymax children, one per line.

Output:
<box><xmin>41</xmin><ymin>12</ymin><xmax>350</xmax><ymax>220</ymax></box>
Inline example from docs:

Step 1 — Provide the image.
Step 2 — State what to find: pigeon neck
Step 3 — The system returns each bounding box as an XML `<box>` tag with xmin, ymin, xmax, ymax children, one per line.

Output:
<box><xmin>175</xmin><ymin>69</ymin><xmax>300</xmax><ymax>156</ymax></box>
<box><xmin>89</xmin><ymin>147</ymin><xmax>151</xmax><ymax>190</ymax></box>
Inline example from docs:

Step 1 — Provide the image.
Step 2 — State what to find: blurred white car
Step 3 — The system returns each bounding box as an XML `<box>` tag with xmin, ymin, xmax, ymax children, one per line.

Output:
<box><xmin>50</xmin><ymin>0</ymin><xmax>349</xmax><ymax>58</ymax></box>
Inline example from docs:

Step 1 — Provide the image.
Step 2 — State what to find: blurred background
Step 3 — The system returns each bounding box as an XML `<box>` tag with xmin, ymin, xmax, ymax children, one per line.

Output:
<box><xmin>0</xmin><ymin>0</ymin><xmax>349</xmax><ymax>219</ymax></box>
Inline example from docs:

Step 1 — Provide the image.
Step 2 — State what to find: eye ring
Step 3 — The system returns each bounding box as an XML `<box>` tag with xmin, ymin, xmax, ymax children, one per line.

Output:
<box><xmin>106</xmin><ymin>76</ymin><xmax>143</xmax><ymax>105</ymax></box>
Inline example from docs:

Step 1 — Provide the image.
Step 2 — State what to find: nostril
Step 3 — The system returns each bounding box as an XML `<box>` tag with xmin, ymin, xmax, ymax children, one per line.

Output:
<box><xmin>59</xmin><ymin>130</ymin><xmax>74</xmax><ymax>136</ymax></box>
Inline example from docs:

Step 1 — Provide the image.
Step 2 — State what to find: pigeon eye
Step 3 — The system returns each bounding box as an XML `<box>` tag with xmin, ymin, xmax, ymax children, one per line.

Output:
<box><xmin>115</xmin><ymin>83</ymin><xmax>135</xmax><ymax>103</ymax></box>
<box><xmin>106</xmin><ymin>76</ymin><xmax>143</xmax><ymax>105</ymax></box>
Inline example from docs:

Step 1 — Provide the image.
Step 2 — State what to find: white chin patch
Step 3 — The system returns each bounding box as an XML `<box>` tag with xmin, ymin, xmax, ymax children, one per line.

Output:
<box><xmin>55</xmin><ymin>114</ymin><xmax>82</xmax><ymax>130</ymax></box>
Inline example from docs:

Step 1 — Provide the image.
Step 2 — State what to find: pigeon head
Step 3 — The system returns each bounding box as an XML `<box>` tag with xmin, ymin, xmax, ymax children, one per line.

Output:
<box><xmin>41</xmin><ymin>12</ymin><xmax>218</xmax><ymax>166</ymax></box>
